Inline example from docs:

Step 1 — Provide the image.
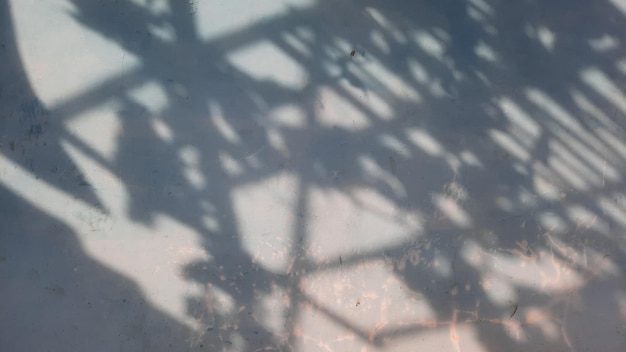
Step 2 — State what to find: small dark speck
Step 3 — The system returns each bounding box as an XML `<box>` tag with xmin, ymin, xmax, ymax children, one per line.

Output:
<box><xmin>76</xmin><ymin>174</ymin><xmax>90</xmax><ymax>186</ymax></box>
<box><xmin>10</xmin><ymin>141</ymin><xmax>15</xmax><ymax>151</ymax></box>
<box><xmin>0</xmin><ymin>255</ymin><xmax>6</xmax><ymax>262</ymax></box>
<box><xmin>29</xmin><ymin>124</ymin><xmax>43</xmax><ymax>135</ymax></box>
<box><xmin>45</xmin><ymin>284</ymin><xmax>65</xmax><ymax>296</ymax></box>
<box><xmin>350</xmin><ymin>50</ymin><xmax>355</xmax><ymax>57</ymax></box>
<box><xmin>123</xmin><ymin>298</ymin><xmax>127</xmax><ymax>303</ymax></box>
<box><xmin>388</xmin><ymin>156</ymin><xmax>396</xmax><ymax>175</ymax></box>
<box><xmin>199</xmin><ymin>344</ymin><xmax>204</xmax><ymax>348</ymax></box>
<box><xmin>510</xmin><ymin>303</ymin><xmax>519</xmax><ymax>318</ymax></box>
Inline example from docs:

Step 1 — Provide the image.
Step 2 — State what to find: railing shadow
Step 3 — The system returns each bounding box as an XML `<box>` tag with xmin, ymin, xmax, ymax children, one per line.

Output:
<box><xmin>2</xmin><ymin>0</ymin><xmax>626</xmax><ymax>350</ymax></box>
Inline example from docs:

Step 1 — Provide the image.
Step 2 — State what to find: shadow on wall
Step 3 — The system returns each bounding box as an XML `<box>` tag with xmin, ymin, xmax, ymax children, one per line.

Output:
<box><xmin>2</xmin><ymin>0</ymin><xmax>626</xmax><ymax>350</ymax></box>
<box><xmin>0</xmin><ymin>1</ymin><xmax>196</xmax><ymax>350</ymax></box>
<box><xmin>0</xmin><ymin>184</ymin><xmax>196</xmax><ymax>351</ymax></box>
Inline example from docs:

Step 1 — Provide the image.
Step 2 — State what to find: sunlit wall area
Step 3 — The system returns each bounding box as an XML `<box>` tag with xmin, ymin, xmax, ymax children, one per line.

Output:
<box><xmin>2</xmin><ymin>0</ymin><xmax>626</xmax><ymax>351</ymax></box>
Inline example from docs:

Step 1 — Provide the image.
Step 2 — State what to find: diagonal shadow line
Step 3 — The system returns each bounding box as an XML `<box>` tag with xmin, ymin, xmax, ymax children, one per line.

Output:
<box><xmin>49</xmin><ymin>67</ymin><xmax>151</xmax><ymax>123</ymax></box>
<box><xmin>55</xmin><ymin>0</ymin><xmax>454</xmax><ymax>190</ymax></box>
<box><xmin>20</xmin><ymin>0</ymin><xmax>626</xmax><ymax>350</ymax></box>
<box><xmin>297</xmin><ymin>289</ymin><xmax>386</xmax><ymax>347</ymax></box>
<box><xmin>63</xmin><ymin>0</ymin><xmax>430</xmax><ymax>135</ymax></box>
<box><xmin>52</xmin><ymin>7</ymin><xmax>320</xmax><ymax>123</ymax></box>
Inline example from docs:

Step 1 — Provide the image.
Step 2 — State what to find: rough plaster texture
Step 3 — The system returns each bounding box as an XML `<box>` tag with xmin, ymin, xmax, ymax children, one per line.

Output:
<box><xmin>2</xmin><ymin>0</ymin><xmax>626</xmax><ymax>351</ymax></box>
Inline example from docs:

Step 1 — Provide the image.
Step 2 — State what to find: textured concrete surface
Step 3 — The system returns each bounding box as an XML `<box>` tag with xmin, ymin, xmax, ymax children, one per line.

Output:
<box><xmin>2</xmin><ymin>0</ymin><xmax>626</xmax><ymax>351</ymax></box>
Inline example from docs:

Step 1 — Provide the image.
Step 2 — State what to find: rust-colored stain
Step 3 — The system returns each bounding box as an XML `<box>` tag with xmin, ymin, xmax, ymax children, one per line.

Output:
<box><xmin>368</xmin><ymin>322</ymin><xmax>386</xmax><ymax>343</ymax></box>
<box><xmin>526</xmin><ymin>310</ymin><xmax>549</xmax><ymax>324</ymax></box>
